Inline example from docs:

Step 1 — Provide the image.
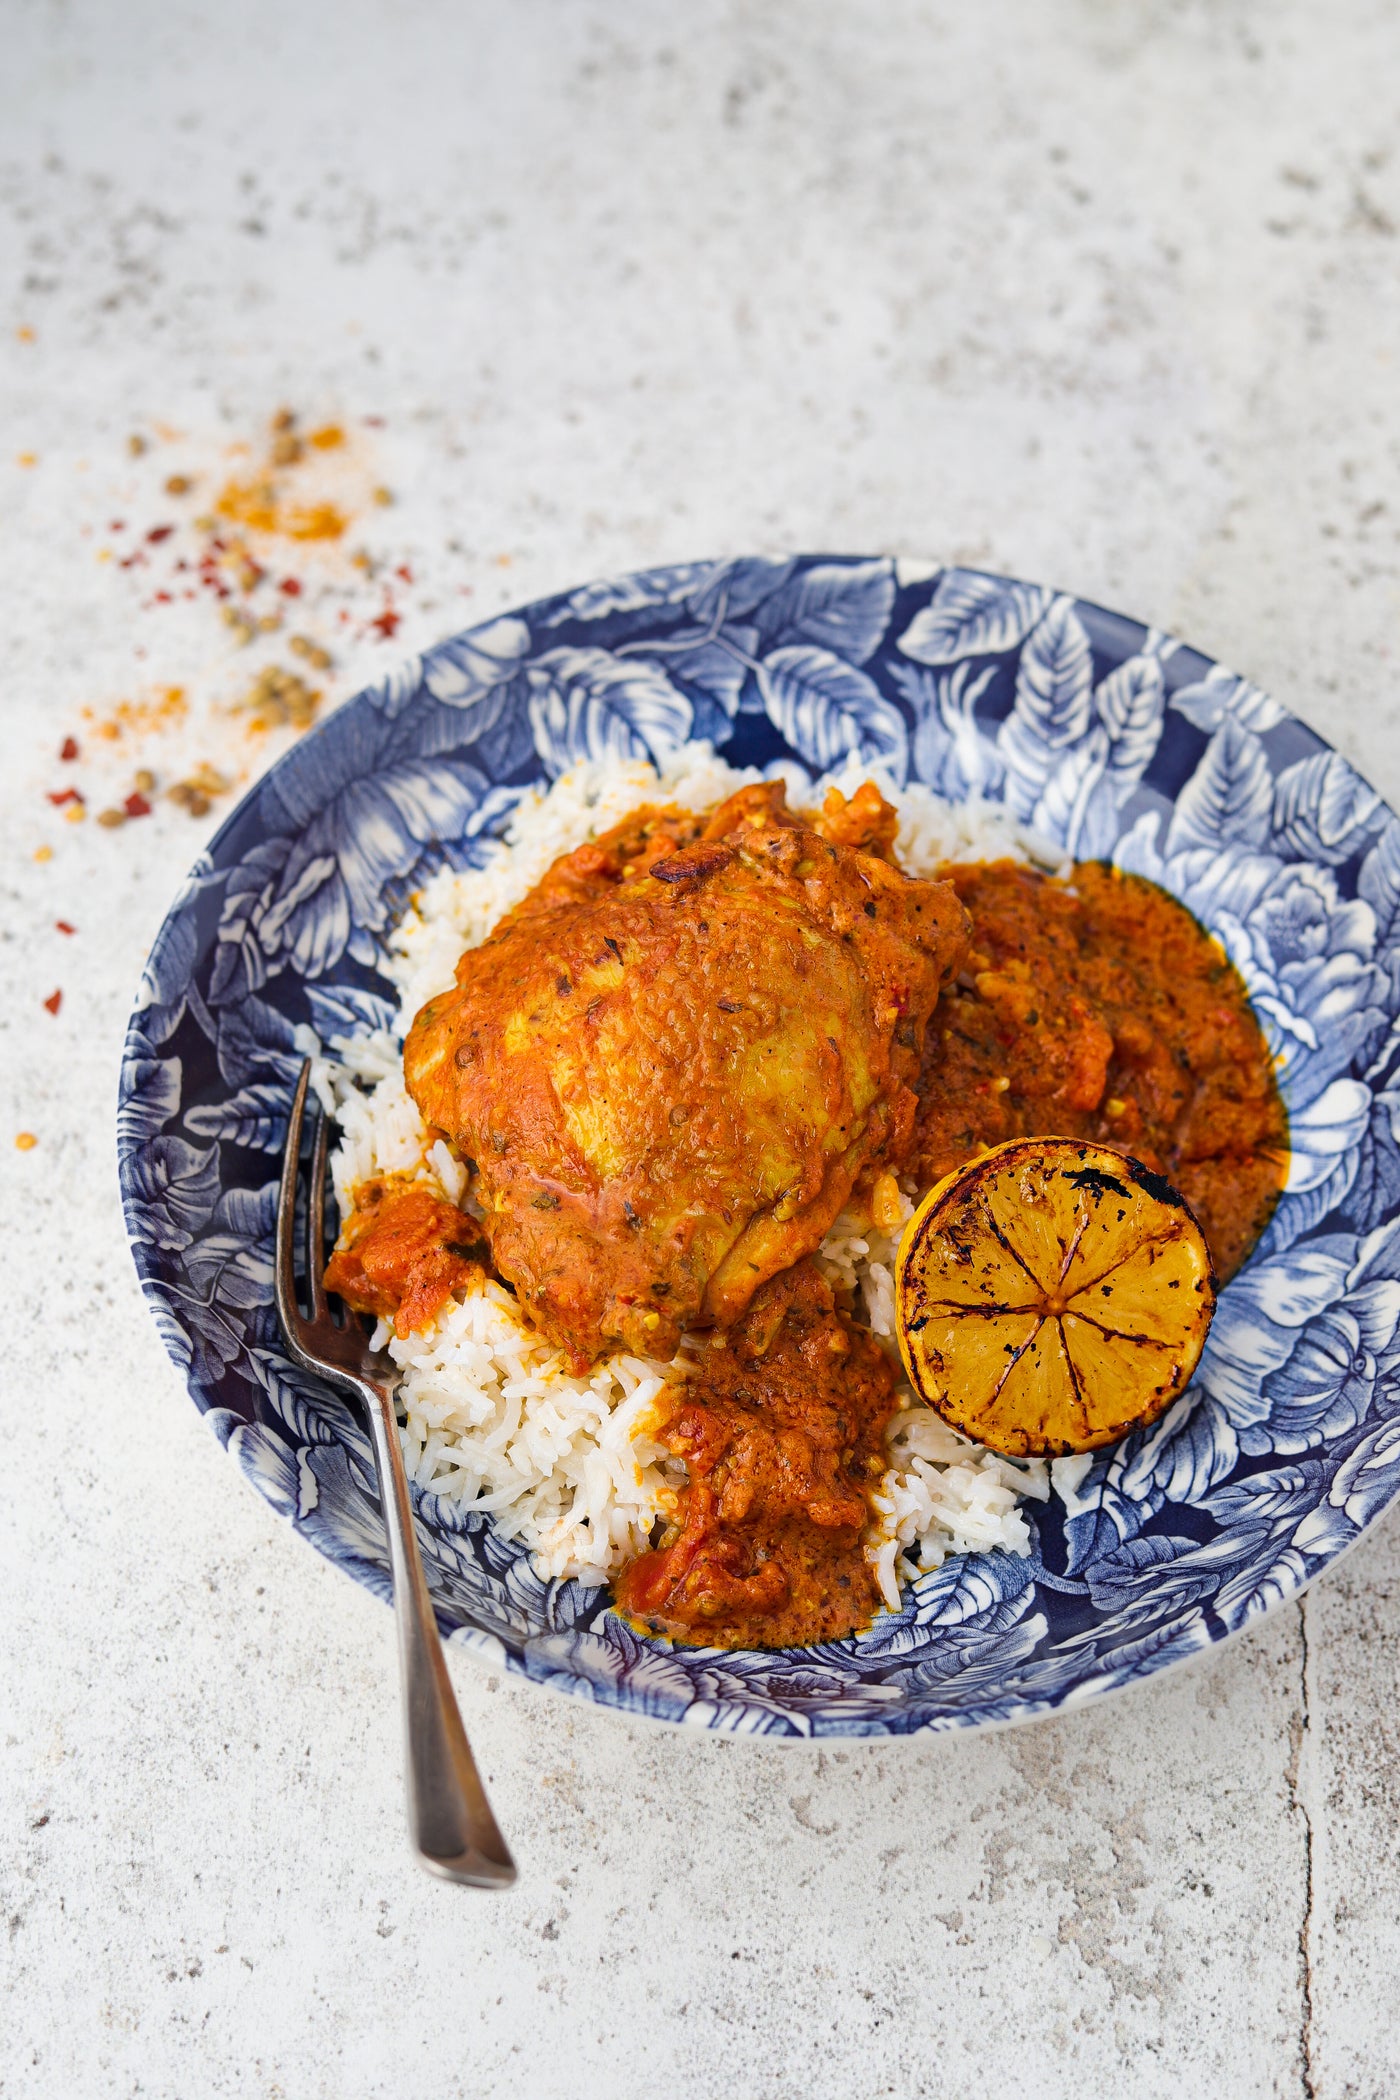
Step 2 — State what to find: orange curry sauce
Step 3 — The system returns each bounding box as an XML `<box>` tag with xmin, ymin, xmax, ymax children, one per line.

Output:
<box><xmin>615</xmin><ymin>1261</ymin><xmax>898</xmax><ymax>1648</ymax></box>
<box><xmin>322</xmin><ymin>1179</ymin><xmax>485</xmax><ymax>1338</ymax></box>
<box><xmin>913</xmin><ymin>861</ymin><xmax>1288</xmax><ymax>1285</ymax></box>
<box><xmin>325</xmin><ymin>852</ymin><xmax>1287</xmax><ymax>1652</ymax></box>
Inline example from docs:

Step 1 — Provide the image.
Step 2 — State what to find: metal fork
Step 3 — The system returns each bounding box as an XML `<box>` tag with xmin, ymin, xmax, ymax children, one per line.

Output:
<box><xmin>275</xmin><ymin>1059</ymin><xmax>516</xmax><ymax>1889</ymax></box>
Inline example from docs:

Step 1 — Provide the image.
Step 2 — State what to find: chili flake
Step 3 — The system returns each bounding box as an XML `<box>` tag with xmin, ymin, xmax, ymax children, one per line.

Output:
<box><xmin>56</xmin><ymin>920</ymin><xmax>76</xmax><ymax>935</ymax></box>
<box><xmin>46</xmin><ymin>787</ymin><xmax>83</xmax><ymax>808</ymax></box>
<box><xmin>279</xmin><ymin>577</ymin><xmax>303</xmax><ymax>597</ymax></box>
<box><xmin>43</xmin><ymin>990</ymin><xmax>62</xmax><ymax>1016</ymax></box>
<box><xmin>146</xmin><ymin>524</ymin><xmax>175</xmax><ymax>544</ymax></box>
<box><xmin>124</xmin><ymin>792</ymin><xmax>152</xmax><ymax>818</ymax></box>
<box><xmin>59</xmin><ymin>736</ymin><xmax>79</xmax><ymax>762</ymax></box>
<box><xmin>371</xmin><ymin>606</ymin><xmax>401</xmax><ymax>640</ymax></box>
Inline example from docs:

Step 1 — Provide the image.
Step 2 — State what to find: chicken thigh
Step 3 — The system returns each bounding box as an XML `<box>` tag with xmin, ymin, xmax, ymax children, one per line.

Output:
<box><xmin>404</xmin><ymin>781</ymin><xmax>969</xmax><ymax>1366</ymax></box>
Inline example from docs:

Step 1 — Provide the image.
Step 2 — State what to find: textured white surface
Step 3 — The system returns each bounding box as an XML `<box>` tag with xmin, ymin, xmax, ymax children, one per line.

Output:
<box><xmin>4</xmin><ymin>3</ymin><xmax>1400</xmax><ymax>2094</ymax></box>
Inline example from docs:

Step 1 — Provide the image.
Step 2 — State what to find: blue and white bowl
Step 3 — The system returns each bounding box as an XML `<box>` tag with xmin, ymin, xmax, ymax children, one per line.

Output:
<box><xmin>119</xmin><ymin>556</ymin><xmax>1400</xmax><ymax>1737</ymax></box>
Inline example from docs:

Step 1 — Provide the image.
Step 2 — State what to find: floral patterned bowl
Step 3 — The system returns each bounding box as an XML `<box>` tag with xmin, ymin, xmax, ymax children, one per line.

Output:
<box><xmin>119</xmin><ymin>557</ymin><xmax>1400</xmax><ymax>1737</ymax></box>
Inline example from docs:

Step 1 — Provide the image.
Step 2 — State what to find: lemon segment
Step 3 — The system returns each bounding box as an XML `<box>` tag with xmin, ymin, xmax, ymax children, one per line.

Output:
<box><xmin>894</xmin><ymin>1138</ymin><xmax>1217</xmax><ymax>1458</ymax></box>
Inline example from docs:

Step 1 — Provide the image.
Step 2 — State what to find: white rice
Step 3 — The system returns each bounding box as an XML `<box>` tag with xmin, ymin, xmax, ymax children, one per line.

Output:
<box><xmin>312</xmin><ymin>743</ymin><xmax>1066</xmax><ymax>1610</ymax></box>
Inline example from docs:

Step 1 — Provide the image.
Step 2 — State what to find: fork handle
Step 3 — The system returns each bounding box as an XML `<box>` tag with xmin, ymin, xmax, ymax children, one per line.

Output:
<box><xmin>357</xmin><ymin>1375</ymin><xmax>517</xmax><ymax>1888</ymax></box>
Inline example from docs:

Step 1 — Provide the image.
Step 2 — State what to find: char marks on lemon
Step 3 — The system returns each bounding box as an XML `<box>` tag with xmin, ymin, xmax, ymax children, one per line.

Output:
<box><xmin>895</xmin><ymin>1138</ymin><xmax>1216</xmax><ymax>1458</ymax></box>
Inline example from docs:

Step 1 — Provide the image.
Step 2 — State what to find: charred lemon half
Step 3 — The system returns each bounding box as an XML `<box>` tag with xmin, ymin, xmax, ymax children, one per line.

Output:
<box><xmin>894</xmin><ymin>1138</ymin><xmax>1216</xmax><ymax>1458</ymax></box>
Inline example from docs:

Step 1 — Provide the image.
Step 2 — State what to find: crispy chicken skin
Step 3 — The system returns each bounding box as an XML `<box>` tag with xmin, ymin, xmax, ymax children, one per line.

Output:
<box><xmin>404</xmin><ymin>781</ymin><xmax>970</xmax><ymax>1367</ymax></box>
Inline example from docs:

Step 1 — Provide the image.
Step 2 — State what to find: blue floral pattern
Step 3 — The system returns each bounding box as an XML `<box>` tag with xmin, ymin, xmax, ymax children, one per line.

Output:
<box><xmin>118</xmin><ymin>558</ymin><xmax>1400</xmax><ymax>1737</ymax></box>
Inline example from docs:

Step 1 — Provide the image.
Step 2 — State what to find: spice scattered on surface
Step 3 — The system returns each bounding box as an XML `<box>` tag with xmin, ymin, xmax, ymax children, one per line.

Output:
<box><xmin>43</xmin><ymin>991</ymin><xmax>62</xmax><ymax>1016</ymax></box>
<box><xmin>60</xmin><ymin>406</ymin><xmax>422</xmax><ymax>835</ymax></box>
<box><xmin>216</xmin><ymin>471</ymin><xmax>345</xmax><ymax>542</ymax></box>
<box><xmin>240</xmin><ymin>665</ymin><xmax>321</xmax><ymax>730</ymax></box>
<box><xmin>15</xmin><ymin>1132</ymin><xmax>38</xmax><ymax>1150</ymax></box>
<box><xmin>168</xmin><ymin>762</ymin><xmax>232</xmax><ymax>816</ymax></box>
<box><xmin>285</xmin><ymin>504</ymin><xmax>346</xmax><ymax>542</ymax></box>
<box><xmin>83</xmin><ymin>686</ymin><xmax>188</xmax><ymax>743</ymax></box>
<box><xmin>288</xmin><ymin>634</ymin><xmax>333</xmax><ymax>670</ymax></box>
<box><xmin>56</xmin><ymin>920</ymin><xmax>76</xmax><ymax>936</ymax></box>
<box><xmin>47</xmin><ymin>787</ymin><xmax>83</xmax><ymax>808</ymax></box>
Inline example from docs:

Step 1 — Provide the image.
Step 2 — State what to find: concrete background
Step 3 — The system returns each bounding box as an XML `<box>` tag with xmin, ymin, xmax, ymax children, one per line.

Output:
<box><xmin>4</xmin><ymin>3</ymin><xmax>1400</xmax><ymax>2093</ymax></box>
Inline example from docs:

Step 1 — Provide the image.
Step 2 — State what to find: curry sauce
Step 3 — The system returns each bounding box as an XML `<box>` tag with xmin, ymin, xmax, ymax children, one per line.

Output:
<box><xmin>913</xmin><ymin>860</ymin><xmax>1287</xmax><ymax>1283</ymax></box>
<box><xmin>615</xmin><ymin>1262</ymin><xmax>897</xmax><ymax>1649</ymax></box>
